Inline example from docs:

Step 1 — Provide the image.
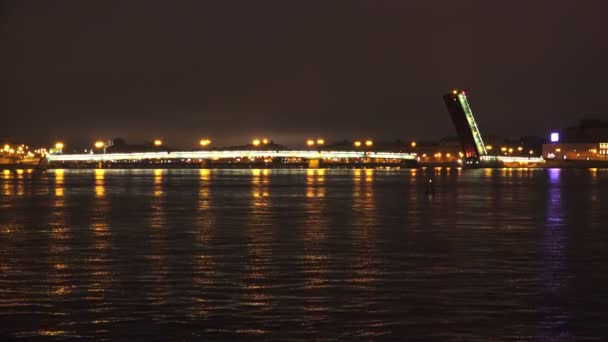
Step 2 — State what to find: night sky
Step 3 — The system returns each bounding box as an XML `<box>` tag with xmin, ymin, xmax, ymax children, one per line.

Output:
<box><xmin>2</xmin><ymin>1</ymin><xmax>608</xmax><ymax>148</ymax></box>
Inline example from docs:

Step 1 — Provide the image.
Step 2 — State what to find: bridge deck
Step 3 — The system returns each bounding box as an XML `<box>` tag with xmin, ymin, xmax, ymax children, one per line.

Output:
<box><xmin>481</xmin><ymin>155</ymin><xmax>545</xmax><ymax>163</ymax></box>
<box><xmin>46</xmin><ymin>150</ymin><xmax>418</xmax><ymax>162</ymax></box>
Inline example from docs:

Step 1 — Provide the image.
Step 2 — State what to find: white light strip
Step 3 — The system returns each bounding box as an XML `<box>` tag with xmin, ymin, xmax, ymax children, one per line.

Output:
<box><xmin>480</xmin><ymin>156</ymin><xmax>546</xmax><ymax>163</ymax></box>
<box><xmin>47</xmin><ymin>150</ymin><xmax>418</xmax><ymax>162</ymax></box>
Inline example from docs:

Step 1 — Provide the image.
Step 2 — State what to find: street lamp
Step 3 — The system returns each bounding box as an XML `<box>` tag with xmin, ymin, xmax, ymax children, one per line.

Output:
<box><xmin>253</xmin><ymin>139</ymin><xmax>261</xmax><ymax>147</ymax></box>
<box><xmin>154</xmin><ymin>139</ymin><xmax>162</xmax><ymax>146</ymax></box>
<box><xmin>411</xmin><ymin>141</ymin><xmax>416</xmax><ymax>148</ymax></box>
<box><xmin>365</xmin><ymin>140</ymin><xmax>373</xmax><ymax>147</ymax></box>
<box><xmin>199</xmin><ymin>139</ymin><xmax>211</xmax><ymax>147</ymax></box>
<box><xmin>354</xmin><ymin>141</ymin><xmax>362</xmax><ymax>148</ymax></box>
<box><xmin>94</xmin><ymin>141</ymin><xmax>105</xmax><ymax>154</ymax></box>
<box><xmin>307</xmin><ymin>139</ymin><xmax>324</xmax><ymax>148</ymax></box>
<box><xmin>262</xmin><ymin>138</ymin><xmax>269</xmax><ymax>145</ymax></box>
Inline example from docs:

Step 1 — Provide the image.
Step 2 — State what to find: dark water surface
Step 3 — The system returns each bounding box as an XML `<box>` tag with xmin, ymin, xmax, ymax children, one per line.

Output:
<box><xmin>1</xmin><ymin>168</ymin><xmax>608</xmax><ymax>341</ymax></box>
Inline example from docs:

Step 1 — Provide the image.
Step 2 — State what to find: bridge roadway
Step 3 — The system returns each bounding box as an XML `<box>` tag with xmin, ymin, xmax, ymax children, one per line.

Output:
<box><xmin>46</xmin><ymin>150</ymin><xmax>418</xmax><ymax>162</ymax></box>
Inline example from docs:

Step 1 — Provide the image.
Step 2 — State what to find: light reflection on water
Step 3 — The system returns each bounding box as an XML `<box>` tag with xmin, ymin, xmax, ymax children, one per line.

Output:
<box><xmin>191</xmin><ymin>169</ymin><xmax>216</xmax><ymax>319</ymax></box>
<box><xmin>542</xmin><ymin>168</ymin><xmax>569</xmax><ymax>338</ymax></box>
<box><xmin>242</xmin><ymin>169</ymin><xmax>273</xmax><ymax>313</ymax></box>
<box><xmin>49</xmin><ymin>168</ymin><xmax>72</xmax><ymax>309</ymax></box>
<box><xmin>89</xmin><ymin>169</ymin><xmax>111</xmax><ymax>306</ymax></box>
<box><xmin>2</xmin><ymin>170</ymin><xmax>11</xmax><ymax>197</ymax></box>
<box><xmin>145</xmin><ymin>169</ymin><xmax>169</xmax><ymax>311</ymax></box>
<box><xmin>1</xmin><ymin>168</ymin><xmax>608</xmax><ymax>340</ymax></box>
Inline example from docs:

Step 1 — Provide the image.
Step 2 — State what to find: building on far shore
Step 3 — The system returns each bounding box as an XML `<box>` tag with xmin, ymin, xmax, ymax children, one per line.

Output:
<box><xmin>543</xmin><ymin>119</ymin><xmax>608</xmax><ymax>161</ymax></box>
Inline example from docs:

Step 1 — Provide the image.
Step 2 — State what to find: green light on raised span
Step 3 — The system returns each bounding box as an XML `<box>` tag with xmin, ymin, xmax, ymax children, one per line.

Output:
<box><xmin>457</xmin><ymin>92</ymin><xmax>487</xmax><ymax>156</ymax></box>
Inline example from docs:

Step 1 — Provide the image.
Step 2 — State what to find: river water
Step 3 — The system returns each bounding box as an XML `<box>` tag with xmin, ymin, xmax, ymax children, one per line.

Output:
<box><xmin>1</xmin><ymin>168</ymin><xmax>607</xmax><ymax>340</ymax></box>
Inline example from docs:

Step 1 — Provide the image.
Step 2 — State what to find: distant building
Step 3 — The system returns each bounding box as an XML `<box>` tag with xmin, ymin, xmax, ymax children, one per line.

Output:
<box><xmin>542</xmin><ymin>119</ymin><xmax>608</xmax><ymax>160</ymax></box>
<box><xmin>542</xmin><ymin>143</ymin><xmax>602</xmax><ymax>160</ymax></box>
<box><xmin>559</xmin><ymin>119</ymin><xmax>608</xmax><ymax>143</ymax></box>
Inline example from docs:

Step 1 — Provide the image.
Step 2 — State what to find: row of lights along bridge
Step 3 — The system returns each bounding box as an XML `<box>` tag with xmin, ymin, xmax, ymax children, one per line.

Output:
<box><xmin>50</xmin><ymin>138</ymin><xmax>396</xmax><ymax>154</ymax></box>
<box><xmin>17</xmin><ymin>140</ymin><xmax>533</xmax><ymax>157</ymax></box>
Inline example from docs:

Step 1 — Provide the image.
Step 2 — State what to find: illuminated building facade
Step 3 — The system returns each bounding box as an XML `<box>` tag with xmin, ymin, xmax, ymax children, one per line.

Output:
<box><xmin>543</xmin><ymin>120</ymin><xmax>608</xmax><ymax>160</ymax></box>
<box><xmin>601</xmin><ymin>142</ymin><xmax>608</xmax><ymax>155</ymax></box>
<box><xmin>542</xmin><ymin>143</ymin><xmax>604</xmax><ymax>160</ymax></box>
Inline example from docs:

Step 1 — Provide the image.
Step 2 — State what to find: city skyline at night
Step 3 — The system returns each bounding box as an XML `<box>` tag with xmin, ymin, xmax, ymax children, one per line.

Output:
<box><xmin>3</xmin><ymin>2</ymin><xmax>608</xmax><ymax>340</ymax></box>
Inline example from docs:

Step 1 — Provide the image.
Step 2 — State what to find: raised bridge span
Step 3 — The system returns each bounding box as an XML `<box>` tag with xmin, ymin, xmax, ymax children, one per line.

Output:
<box><xmin>444</xmin><ymin>90</ymin><xmax>545</xmax><ymax>167</ymax></box>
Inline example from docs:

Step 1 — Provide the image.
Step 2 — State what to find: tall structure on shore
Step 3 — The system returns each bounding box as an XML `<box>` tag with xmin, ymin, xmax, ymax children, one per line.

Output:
<box><xmin>443</xmin><ymin>90</ymin><xmax>487</xmax><ymax>164</ymax></box>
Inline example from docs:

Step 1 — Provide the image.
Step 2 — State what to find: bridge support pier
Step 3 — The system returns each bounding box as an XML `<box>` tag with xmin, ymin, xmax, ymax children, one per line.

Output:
<box><xmin>400</xmin><ymin>159</ymin><xmax>418</xmax><ymax>168</ymax></box>
<box><xmin>307</xmin><ymin>159</ymin><xmax>322</xmax><ymax>169</ymax></box>
<box><xmin>200</xmin><ymin>159</ymin><xmax>212</xmax><ymax>168</ymax></box>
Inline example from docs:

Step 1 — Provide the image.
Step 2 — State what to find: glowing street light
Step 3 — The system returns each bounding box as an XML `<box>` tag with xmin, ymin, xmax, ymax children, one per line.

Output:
<box><xmin>94</xmin><ymin>141</ymin><xmax>105</xmax><ymax>149</ymax></box>
<box><xmin>517</xmin><ymin>146</ymin><xmax>523</xmax><ymax>152</ymax></box>
<box><xmin>316</xmin><ymin>139</ymin><xmax>324</xmax><ymax>145</ymax></box>
<box><xmin>500</xmin><ymin>146</ymin><xmax>507</xmax><ymax>152</ymax></box>
<box><xmin>55</xmin><ymin>142</ymin><xmax>64</xmax><ymax>150</ymax></box>
<box><xmin>354</xmin><ymin>141</ymin><xmax>362</xmax><ymax>147</ymax></box>
<box><xmin>252</xmin><ymin>139</ymin><xmax>261</xmax><ymax>146</ymax></box>
<box><xmin>365</xmin><ymin>140</ymin><xmax>373</xmax><ymax>147</ymax></box>
<box><xmin>306</xmin><ymin>139</ymin><xmax>315</xmax><ymax>146</ymax></box>
<box><xmin>411</xmin><ymin>141</ymin><xmax>416</xmax><ymax>148</ymax></box>
<box><xmin>262</xmin><ymin>138</ymin><xmax>269</xmax><ymax>145</ymax></box>
<box><xmin>199</xmin><ymin>139</ymin><xmax>211</xmax><ymax>147</ymax></box>
<box><xmin>486</xmin><ymin>145</ymin><xmax>493</xmax><ymax>151</ymax></box>
<box><xmin>154</xmin><ymin>139</ymin><xmax>162</xmax><ymax>146</ymax></box>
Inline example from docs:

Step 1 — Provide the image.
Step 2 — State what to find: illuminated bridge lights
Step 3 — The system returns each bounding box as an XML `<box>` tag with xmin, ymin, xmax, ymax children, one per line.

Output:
<box><xmin>46</xmin><ymin>150</ymin><xmax>418</xmax><ymax>163</ymax></box>
<box><xmin>457</xmin><ymin>91</ymin><xmax>487</xmax><ymax>156</ymax></box>
<box><xmin>480</xmin><ymin>155</ymin><xmax>545</xmax><ymax>164</ymax></box>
